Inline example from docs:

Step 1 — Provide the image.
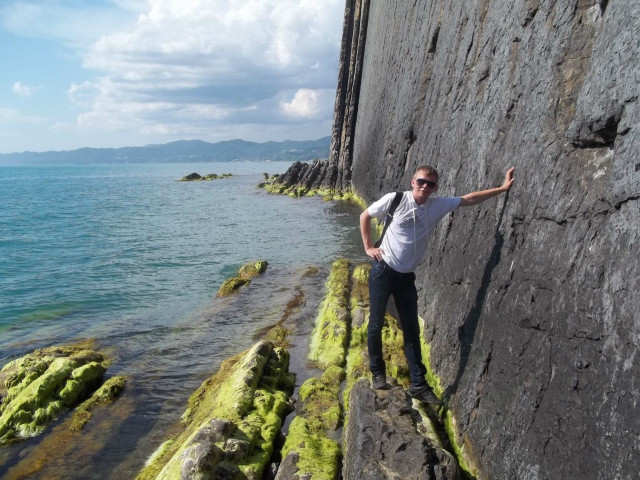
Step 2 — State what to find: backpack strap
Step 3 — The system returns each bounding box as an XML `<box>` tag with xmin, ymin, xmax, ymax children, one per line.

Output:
<box><xmin>374</xmin><ymin>191</ymin><xmax>403</xmax><ymax>248</ymax></box>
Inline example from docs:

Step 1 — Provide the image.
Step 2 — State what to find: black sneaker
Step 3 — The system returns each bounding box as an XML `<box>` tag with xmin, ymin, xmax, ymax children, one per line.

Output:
<box><xmin>408</xmin><ymin>385</ymin><xmax>443</xmax><ymax>405</ymax></box>
<box><xmin>371</xmin><ymin>374</ymin><xmax>388</xmax><ymax>390</ymax></box>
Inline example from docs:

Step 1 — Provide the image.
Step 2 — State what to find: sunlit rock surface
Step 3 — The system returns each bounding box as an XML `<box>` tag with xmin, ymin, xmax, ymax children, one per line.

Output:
<box><xmin>343</xmin><ymin>379</ymin><xmax>459</xmax><ymax>480</ymax></box>
<box><xmin>321</xmin><ymin>0</ymin><xmax>640</xmax><ymax>478</ymax></box>
<box><xmin>137</xmin><ymin>340</ymin><xmax>294</xmax><ymax>480</ymax></box>
<box><xmin>0</xmin><ymin>343</ymin><xmax>112</xmax><ymax>444</ymax></box>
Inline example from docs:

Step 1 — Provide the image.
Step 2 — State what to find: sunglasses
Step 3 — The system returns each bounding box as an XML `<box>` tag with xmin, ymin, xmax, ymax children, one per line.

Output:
<box><xmin>414</xmin><ymin>178</ymin><xmax>438</xmax><ymax>188</ymax></box>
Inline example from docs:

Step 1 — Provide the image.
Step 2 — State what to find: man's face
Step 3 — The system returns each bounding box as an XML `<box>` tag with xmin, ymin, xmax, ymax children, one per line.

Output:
<box><xmin>411</xmin><ymin>173</ymin><xmax>438</xmax><ymax>204</ymax></box>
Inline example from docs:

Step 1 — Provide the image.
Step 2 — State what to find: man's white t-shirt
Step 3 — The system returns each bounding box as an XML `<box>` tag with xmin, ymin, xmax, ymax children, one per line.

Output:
<box><xmin>368</xmin><ymin>191</ymin><xmax>461</xmax><ymax>273</ymax></box>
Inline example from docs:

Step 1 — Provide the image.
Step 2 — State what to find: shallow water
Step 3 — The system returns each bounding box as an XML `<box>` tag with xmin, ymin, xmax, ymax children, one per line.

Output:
<box><xmin>0</xmin><ymin>162</ymin><xmax>367</xmax><ymax>478</ymax></box>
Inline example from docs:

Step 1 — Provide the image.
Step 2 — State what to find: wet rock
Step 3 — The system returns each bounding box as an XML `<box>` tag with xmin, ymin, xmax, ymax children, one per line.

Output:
<box><xmin>217</xmin><ymin>277</ymin><xmax>251</xmax><ymax>297</ymax></box>
<box><xmin>216</xmin><ymin>260</ymin><xmax>269</xmax><ymax>297</ymax></box>
<box><xmin>179</xmin><ymin>172</ymin><xmax>232</xmax><ymax>181</ymax></box>
<box><xmin>0</xmin><ymin>343</ymin><xmax>109</xmax><ymax>444</ymax></box>
<box><xmin>343</xmin><ymin>379</ymin><xmax>459</xmax><ymax>480</ymax></box>
<box><xmin>238</xmin><ymin>260</ymin><xmax>269</xmax><ymax>279</ymax></box>
<box><xmin>69</xmin><ymin>375</ymin><xmax>127</xmax><ymax>431</ymax></box>
<box><xmin>180</xmin><ymin>172</ymin><xmax>202</xmax><ymax>181</ymax></box>
<box><xmin>137</xmin><ymin>341</ymin><xmax>294</xmax><ymax>480</ymax></box>
<box><xmin>180</xmin><ymin>441</ymin><xmax>223</xmax><ymax>479</ymax></box>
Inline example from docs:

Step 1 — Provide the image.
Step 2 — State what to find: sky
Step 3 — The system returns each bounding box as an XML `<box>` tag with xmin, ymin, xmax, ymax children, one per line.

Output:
<box><xmin>0</xmin><ymin>0</ymin><xmax>344</xmax><ymax>154</ymax></box>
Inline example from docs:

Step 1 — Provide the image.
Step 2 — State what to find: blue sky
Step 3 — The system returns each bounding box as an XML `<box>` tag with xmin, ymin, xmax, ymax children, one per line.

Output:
<box><xmin>0</xmin><ymin>0</ymin><xmax>344</xmax><ymax>153</ymax></box>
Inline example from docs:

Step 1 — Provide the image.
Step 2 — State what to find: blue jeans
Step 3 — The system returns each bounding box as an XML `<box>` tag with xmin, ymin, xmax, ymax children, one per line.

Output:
<box><xmin>368</xmin><ymin>260</ymin><xmax>427</xmax><ymax>388</ymax></box>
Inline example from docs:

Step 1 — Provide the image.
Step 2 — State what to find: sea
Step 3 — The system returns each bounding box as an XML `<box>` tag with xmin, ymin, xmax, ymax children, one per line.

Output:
<box><xmin>0</xmin><ymin>162</ymin><xmax>367</xmax><ymax>478</ymax></box>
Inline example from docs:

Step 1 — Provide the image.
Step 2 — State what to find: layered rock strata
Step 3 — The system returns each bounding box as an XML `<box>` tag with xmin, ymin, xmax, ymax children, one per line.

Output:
<box><xmin>273</xmin><ymin>0</ymin><xmax>639</xmax><ymax>477</ymax></box>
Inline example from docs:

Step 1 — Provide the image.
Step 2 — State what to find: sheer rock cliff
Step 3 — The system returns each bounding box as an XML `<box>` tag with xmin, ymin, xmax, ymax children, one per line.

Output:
<box><xmin>326</xmin><ymin>0</ymin><xmax>638</xmax><ymax>478</ymax></box>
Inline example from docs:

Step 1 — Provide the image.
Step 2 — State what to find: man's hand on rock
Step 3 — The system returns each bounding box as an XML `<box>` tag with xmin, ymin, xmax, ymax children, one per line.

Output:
<box><xmin>502</xmin><ymin>167</ymin><xmax>515</xmax><ymax>191</ymax></box>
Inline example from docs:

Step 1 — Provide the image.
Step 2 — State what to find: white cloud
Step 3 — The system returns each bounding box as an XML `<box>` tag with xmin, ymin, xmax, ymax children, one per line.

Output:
<box><xmin>281</xmin><ymin>89</ymin><xmax>334</xmax><ymax>119</ymax></box>
<box><xmin>12</xmin><ymin>81</ymin><xmax>41</xmax><ymax>97</ymax></box>
<box><xmin>1</xmin><ymin>0</ymin><xmax>343</xmax><ymax>151</ymax></box>
<box><xmin>70</xmin><ymin>0</ymin><xmax>343</xmax><ymax>142</ymax></box>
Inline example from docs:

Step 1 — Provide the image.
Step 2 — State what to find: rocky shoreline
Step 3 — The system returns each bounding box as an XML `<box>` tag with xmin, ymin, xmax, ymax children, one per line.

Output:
<box><xmin>1</xmin><ymin>257</ymin><xmax>470</xmax><ymax>479</ymax></box>
<box><xmin>135</xmin><ymin>258</ymin><xmax>466</xmax><ymax>479</ymax></box>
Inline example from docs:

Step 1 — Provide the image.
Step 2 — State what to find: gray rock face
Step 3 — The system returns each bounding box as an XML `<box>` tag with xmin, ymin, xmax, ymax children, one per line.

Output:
<box><xmin>343</xmin><ymin>379</ymin><xmax>459</xmax><ymax>480</ymax></box>
<box><xmin>334</xmin><ymin>0</ymin><xmax>639</xmax><ymax>478</ymax></box>
<box><xmin>276</xmin><ymin>159</ymin><xmax>332</xmax><ymax>191</ymax></box>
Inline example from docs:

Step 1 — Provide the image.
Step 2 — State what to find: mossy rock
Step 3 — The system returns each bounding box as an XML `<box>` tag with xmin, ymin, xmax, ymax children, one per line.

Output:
<box><xmin>308</xmin><ymin>259</ymin><xmax>351</xmax><ymax>369</ymax></box>
<box><xmin>216</xmin><ymin>260</ymin><xmax>269</xmax><ymax>297</ymax></box>
<box><xmin>279</xmin><ymin>258</ymin><xmax>352</xmax><ymax>480</ymax></box>
<box><xmin>217</xmin><ymin>277</ymin><xmax>251</xmax><ymax>297</ymax></box>
<box><xmin>0</xmin><ymin>342</ymin><xmax>109</xmax><ymax>445</ymax></box>
<box><xmin>69</xmin><ymin>375</ymin><xmax>127</xmax><ymax>431</ymax></box>
<box><xmin>137</xmin><ymin>341</ymin><xmax>294</xmax><ymax>480</ymax></box>
<box><xmin>263</xmin><ymin>324</ymin><xmax>291</xmax><ymax>348</ymax></box>
<box><xmin>279</xmin><ymin>416</ymin><xmax>341</xmax><ymax>480</ymax></box>
<box><xmin>238</xmin><ymin>260</ymin><xmax>268</xmax><ymax>279</ymax></box>
<box><xmin>297</xmin><ymin>368</ymin><xmax>345</xmax><ymax>432</ymax></box>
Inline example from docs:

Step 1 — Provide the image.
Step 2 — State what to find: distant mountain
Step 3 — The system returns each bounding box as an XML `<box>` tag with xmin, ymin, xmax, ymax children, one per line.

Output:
<box><xmin>0</xmin><ymin>137</ymin><xmax>331</xmax><ymax>165</ymax></box>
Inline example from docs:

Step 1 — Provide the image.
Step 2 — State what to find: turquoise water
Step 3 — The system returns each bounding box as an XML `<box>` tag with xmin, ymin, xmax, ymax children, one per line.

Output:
<box><xmin>0</xmin><ymin>162</ymin><xmax>365</xmax><ymax>477</ymax></box>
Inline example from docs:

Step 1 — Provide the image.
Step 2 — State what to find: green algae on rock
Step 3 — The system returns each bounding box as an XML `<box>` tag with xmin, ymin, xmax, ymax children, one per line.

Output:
<box><xmin>0</xmin><ymin>342</ymin><xmax>110</xmax><ymax>445</ymax></box>
<box><xmin>308</xmin><ymin>259</ymin><xmax>351</xmax><ymax>369</ymax></box>
<box><xmin>178</xmin><ymin>172</ymin><xmax>233</xmax><ymax>181</ymax></box>
<box><xmin>217</xmin><ymin>277</ymin><xmax>251</xmax><ymax>297</ymax></box>
<box><xmin>136</xmin><ymin>340</ymin><xmax>294</xmax><ymax>480</ymax></box>
<box><xmin>297</xmin><ymin>366</ymin><xmax>345</xmax><ymax>432</ymax></box>
<box><xmin>277</xmin><ymin>368</ymin><xmax>345</xmax><ymax>480</ymax></box>
<box><xmin>277</xmin><ymin>416</ymin><xmax>341</xmax><ymax>480</ymax></box>
<box><xmin>276</xmin><ymin>260</ymin><xmax>352</xmax><ymax>480</ymax></box>
<box><xmin>69</xmin><ymin>375</ymin><xmax>127</xmax><ymax>431</ymax></box>
<box><xmin>216</xmin><ymin>260</ymin><xmax>269</xmax><ymax>297</ymax></box>
<box><xmin>237</xmin><ymin>260</ymin><xmax>268</xmax><ymax>279</ymax></box>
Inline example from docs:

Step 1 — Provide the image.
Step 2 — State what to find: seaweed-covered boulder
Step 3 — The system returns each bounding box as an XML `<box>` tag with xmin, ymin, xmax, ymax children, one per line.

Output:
<box><xmin>216</xmin><ymin>260</ymin><xmax>269</xmax><ymax>297</ymax></box>
<box><xmin>238</xmin><ymin>260</ymin><xmax>268</xmax><ymax>280</ymax></box>
<box><xmin>275</xmin><ymin>416</ymin><xmax>341</xmax><ymax>480</ymax></box>
<box><xmin>137</xmin><ymin>340</ymin><xmax>294</xmax><ymax>480</ymax></box>
<box><xmin>217</xmin><ymin>277</ymin><xmax>251</xmax><ymax>297</ymax></box>
<box><xmin>0</xmin><ymin>343</ymin><xmax>109</xmax><ymax>445</ymax></box>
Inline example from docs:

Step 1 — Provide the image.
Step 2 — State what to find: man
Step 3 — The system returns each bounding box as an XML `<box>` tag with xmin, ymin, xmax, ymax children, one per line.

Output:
<box><xmin>360</xmin><ymin>165</ymin><xmax>515</xmax><ymax>404</ymax></box>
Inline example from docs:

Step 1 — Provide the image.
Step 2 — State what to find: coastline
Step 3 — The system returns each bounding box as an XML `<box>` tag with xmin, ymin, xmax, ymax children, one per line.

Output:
<box><xmin>1</xmin><ymin>252</ymin><xmax>469</xmax><ymax>479</ymax></box>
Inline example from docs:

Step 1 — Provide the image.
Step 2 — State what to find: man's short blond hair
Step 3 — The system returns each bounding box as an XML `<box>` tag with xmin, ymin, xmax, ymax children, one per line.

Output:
<box><xmin>414</xmin><ymin>165</ymin><xmax>439</xmax><ymax>181</ymax></box>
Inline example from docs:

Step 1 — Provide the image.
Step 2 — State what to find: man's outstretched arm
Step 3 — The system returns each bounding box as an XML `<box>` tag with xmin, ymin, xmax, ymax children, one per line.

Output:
<box><xmin>459</xmin><ymin>167</ymin><xmax>515</xmax><ymax>207</ymax></box>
